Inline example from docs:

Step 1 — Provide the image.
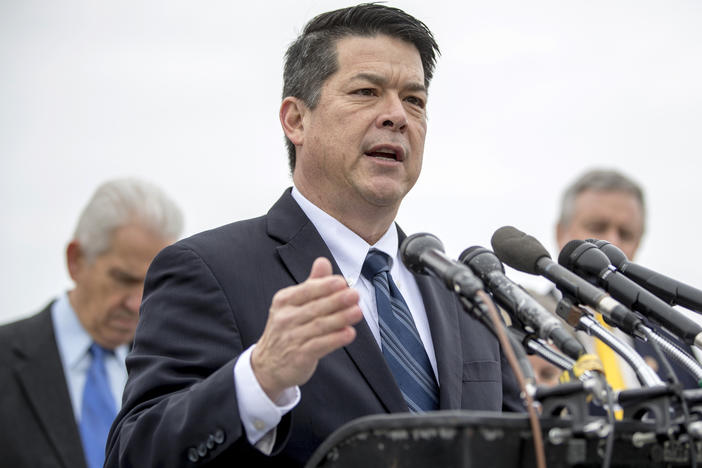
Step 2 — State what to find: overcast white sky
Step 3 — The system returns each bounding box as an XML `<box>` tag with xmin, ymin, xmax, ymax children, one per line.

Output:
<box><xmin>1</xmin><ymin>0</ymin><xmax>700</xmax><ymax>324</ymax></box>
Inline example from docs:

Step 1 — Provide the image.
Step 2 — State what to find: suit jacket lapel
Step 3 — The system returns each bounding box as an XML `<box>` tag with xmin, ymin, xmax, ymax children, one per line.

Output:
<box><xmin>267</xmin><ymin>190</ymin><xmax>406</xmax><ymax>412</ymax></box>
<box><xmin>13</xmin><ymin>306</ymin><xmax>87</xmax><ymax>468</ymax></box>
<box><xmin>414</xmin><ymin>274</ymin><xmax>463</xmax><ymax>409</ymax></box>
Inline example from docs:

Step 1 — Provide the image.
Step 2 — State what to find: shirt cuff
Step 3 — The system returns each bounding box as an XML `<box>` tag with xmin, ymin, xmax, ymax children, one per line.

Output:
<box><xmin>234</xmin><ymin>344</ymin><xmax>300</xmax><ymax>452</ymax></box>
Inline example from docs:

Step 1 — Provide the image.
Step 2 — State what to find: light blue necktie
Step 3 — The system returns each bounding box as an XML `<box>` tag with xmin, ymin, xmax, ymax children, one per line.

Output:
<box><xmin>361</xmin><ymin>249</ymin><xmax>439</xmax><ymax>412</ymax></box>
<box><xmin>79</xmin><ymin>343</ymin><xmax>117</xmax><ymax>468</ymax></box>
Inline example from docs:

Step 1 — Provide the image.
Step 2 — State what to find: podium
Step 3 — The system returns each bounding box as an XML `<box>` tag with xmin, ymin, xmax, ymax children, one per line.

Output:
<box><xmin>305</xmin><ymin>410</ymin><xmax>699</xmax><ymax>468</ymax></box>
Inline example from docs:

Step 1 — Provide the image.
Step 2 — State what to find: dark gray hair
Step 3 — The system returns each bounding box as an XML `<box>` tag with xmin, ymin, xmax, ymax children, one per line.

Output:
<box><xmin>558</xmin><ymin>169</ymin><xmax>646</xmax><ymax>230</ymax></box>
<box><xmin>73</xmin><ymin>178</ymin><xmax>184</xmax><ymax>261</ymax></box>
<box><xmin>282</xmin><ymin>3</ymin><xmax>440</xmax><ymax>173</ymax></box>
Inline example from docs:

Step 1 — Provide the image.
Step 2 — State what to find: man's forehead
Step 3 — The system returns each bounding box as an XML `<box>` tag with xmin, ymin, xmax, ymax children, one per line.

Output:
<box><xmin>334</xmin><ymin>34</ymin><xmax>422</xmax><ymax>64</ymax></box>
<box><xmin>575</xmin><ymin>189</ymin><xmax>643</xmax><ymax>214</ymax></box>
<box><xmin>328</xmin><ymin>35</ymin><xmax>425</xmax><ymax>88</ymax></box>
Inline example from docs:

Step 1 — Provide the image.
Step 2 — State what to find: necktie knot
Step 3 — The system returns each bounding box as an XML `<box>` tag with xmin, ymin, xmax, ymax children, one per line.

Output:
<box><xmin>361</xmin><ymin>249</ymin><xmax>392</xmax><ymax>280</ymax></box>
<box><xmin>89</xmin><ymin>343</ymin><xmax>109</xmax><ymax>361</ymax></box>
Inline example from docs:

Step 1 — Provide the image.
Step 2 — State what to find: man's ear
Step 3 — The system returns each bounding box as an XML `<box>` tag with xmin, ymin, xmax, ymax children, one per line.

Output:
<box><xmin>555</xmin><ymin>223</ymin><xmax>567</xmax><ymax>250</ymax></box>
<box><xmin>280</xmin><ymin>96</ymin><xmax>307</xmax><ymax>147</ymax></box>
<box><xmin>66</xmin><ymin>241</ymin><xmax>85</xmax><ymax>281</ymax></box>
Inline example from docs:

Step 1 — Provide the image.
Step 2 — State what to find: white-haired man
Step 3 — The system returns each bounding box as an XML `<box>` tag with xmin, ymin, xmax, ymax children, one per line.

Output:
<box><xmin>0</xmin><ymin>178</ymin><xmax>183</xmax><ymax>468</ymax></box>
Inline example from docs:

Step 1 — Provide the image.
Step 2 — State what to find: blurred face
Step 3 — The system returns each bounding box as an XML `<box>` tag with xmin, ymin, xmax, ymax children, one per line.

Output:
<box><xmin>292</xmin><ymin>34</ymin><xmax>427</xmax><ymax>218</ymax></box>
<box><xmin>68</xmin><ymin>223</ymin><xmax>171</xmax><ymax>349</ymax></box>
<box><xmin>557</xmin><ymin>189</ymin><xmax>644</xmax><ymax>260</ymax></box>
<box><xmin>528</xmin><ymin>355</ymin><xmax>561</xmax><ymax>387</ymax></box>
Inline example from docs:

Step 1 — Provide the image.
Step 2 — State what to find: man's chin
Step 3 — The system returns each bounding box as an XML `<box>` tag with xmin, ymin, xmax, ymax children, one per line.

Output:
<box><xmin>106</xmin><ymin>322</ymin><xmax>138</xmax><ymax>344</ymax></box>
<box><xmin>361</xmin><ymin>186</ymin><xmax>409</xmax><ymax>209</ymax></box>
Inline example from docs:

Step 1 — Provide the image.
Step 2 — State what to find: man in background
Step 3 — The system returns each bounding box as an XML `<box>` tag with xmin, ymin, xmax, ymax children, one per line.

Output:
<box><xmin>0</xmin><ymin>178</ymin><xmax>183</xmax><ymax>468</ymax></box>
<box><xmin>530</xmin><ymin>168</ymin><xmax>696</xmax><ymax>389</ymax></box>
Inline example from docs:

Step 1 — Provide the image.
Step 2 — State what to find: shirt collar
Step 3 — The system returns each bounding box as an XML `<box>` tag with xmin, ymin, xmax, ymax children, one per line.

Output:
<box><xmin>51</xmin><ymin>292</ymin><xmax>92</xmax><ymax>369</ymax></box>
<box><xmin>51</xmin><ymin>292</ymin><xmax>129</xmax><ymax>368</ymax></box>
<box><xmin>290</xmin><ymin>186</ymin><xmax>399</xmax><ymax>287</ymax></box>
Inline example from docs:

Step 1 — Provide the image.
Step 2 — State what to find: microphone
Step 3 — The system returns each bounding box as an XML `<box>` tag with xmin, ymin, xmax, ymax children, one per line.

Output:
<box><xmin>558</xmin><ymin>239</ymin><xmax>702</xmax><ymax>348</ymax></box>
<box><xmin>589</xmin><ymin>239</ymin><xmax>702</xmax><ymax>313</ymax></box>
<box><xmin>460</xmin><ymin>246</ymin><xmax>585</xmax><ymax>360</ymax></box>
<box><xmin>400</xmin><ymin>232</ymin><xmax>484</xmax><ymax>299</ymax></box>
<box><xmin>490</xmin><ymin>226</ymin><xmax>643</xmax><ymax>335</ymax></box>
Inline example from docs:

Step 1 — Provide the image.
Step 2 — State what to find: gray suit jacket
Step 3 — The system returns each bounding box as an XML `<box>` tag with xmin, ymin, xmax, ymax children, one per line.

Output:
<box><xmin>105</xmin><ymin>189</ymin><xmax>521</xmax><ymax>467</ymax></box>
<box><xmin>0</xmin><ymin>304</ymin><xmax>87</xmax><ymax>468</ymax></box>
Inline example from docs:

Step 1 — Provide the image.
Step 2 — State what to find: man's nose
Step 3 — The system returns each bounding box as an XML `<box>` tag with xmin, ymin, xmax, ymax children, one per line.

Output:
<box><xmin>124</xmin><ymin>289</ymin><xmax>143</xmax><ymax>314</ymax></box>
<box><xmin>376</xmin><ymin>94</ymin><xmax>408</xmax><ymax>132</ymax></box>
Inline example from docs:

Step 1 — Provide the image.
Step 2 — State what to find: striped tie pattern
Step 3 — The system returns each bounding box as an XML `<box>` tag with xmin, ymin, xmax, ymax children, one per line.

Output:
<box><xmin>361</xmin><ymin>249</ymin><xmax>439</xmax><ymax>412</ymax></box>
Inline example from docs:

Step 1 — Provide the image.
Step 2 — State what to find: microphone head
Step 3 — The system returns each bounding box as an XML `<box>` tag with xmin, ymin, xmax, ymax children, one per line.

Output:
<box><xmin>594</xmin><ymin>241</ymin><xmax>629</xmax><ymax>268</ymax></box>
<box><xmin>584</xmin><ymin>238</ymin><xmax>605</xmax><ymax>246</ymax></box>
<box><xmin>459</xmin><ymin>246</ymin><xmax>504</xmax><ymax>277</ymax></box>
<box><xmin>400</xmin><ymin>232</ymin><xmax>445</xmax><ymax>275</ymax></box>
<box><xmin>490</xmin><ymin>226</ymin><xmax>551</xmax><ymax>275</ymax></box>
<box><xmin>558</xmin><ymin>239</ymin><xmax>611</xmax><ymax>276</ymax></box>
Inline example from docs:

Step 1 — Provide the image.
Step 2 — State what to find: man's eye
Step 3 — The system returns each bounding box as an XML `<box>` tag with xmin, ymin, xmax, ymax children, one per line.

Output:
<box><xmin>354</xmin><ymin>88</ymin><xmax>376</xmax><ymax>96</ymax></box>
<box><xmin>619</xmin><ymin>230</ymin><xmax>635</xmax><ymax>242</ymax></box>
<box><xmin>585</xmin><ymin>222</ymin><xmax>607</xmax><ymax>234</ymax></box>
<box><xmin>110</xmin><ymin>269</ymin><xmax>140</xmax><ymax>286</ymax></box>
<box><xmin>405</xmin><ymin>96</ymin><xmax>425</xmax><ymax>108</ymax></box>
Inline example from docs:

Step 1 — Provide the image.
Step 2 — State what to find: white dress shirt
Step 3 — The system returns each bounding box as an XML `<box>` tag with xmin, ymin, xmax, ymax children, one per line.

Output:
<box><xmin>234</xmin><ymin>187</ymin><xmax>439</xmax><ymax>450</ymax></box>
<box><xmin>51</xmin><ymin>292</ymin><xmax>129</xmax><ymax>421</ymax></box>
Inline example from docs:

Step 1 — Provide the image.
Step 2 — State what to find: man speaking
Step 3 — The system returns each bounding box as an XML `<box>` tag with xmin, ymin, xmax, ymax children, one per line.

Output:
<box><xmin>106</xmin><ymin>4</ymin><xmax>521</xmax><ymax>467</ymax></box>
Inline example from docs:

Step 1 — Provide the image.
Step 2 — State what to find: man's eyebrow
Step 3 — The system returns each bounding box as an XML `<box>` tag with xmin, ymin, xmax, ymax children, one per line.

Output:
<box><xmin>109</xmin><ymin>267</ymin><xmax>142</xmax><ymax>283</ymax></box>
<box><xmin>351</xmin><ymin>72</ymin><xmax>427</xmax><ymax>94</ymax></box>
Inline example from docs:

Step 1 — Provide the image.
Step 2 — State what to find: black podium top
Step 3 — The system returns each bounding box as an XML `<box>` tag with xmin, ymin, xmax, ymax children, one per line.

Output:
<box><xmin>305</xmin><ymin>410</ymin><xmax>694</xmax><ymax>468</ymax></box>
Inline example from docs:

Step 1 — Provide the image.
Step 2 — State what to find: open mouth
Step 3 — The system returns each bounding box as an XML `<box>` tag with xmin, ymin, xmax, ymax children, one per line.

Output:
<box><xmin>365</xmin><ymin>146</ymin><xmax>404</xmax><ymax>162</ymax></box>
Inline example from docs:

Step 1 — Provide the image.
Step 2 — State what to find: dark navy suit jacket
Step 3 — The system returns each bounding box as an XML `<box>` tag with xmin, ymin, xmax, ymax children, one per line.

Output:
<box><xmin>0</xmin><ymin>304</ymin><xmax>88</xmax><ymax>468</ymax></box>
<box><xmin>105</xmin><ymin>189</ymin><xmax>521</xmax><ymax>467</ymax></box>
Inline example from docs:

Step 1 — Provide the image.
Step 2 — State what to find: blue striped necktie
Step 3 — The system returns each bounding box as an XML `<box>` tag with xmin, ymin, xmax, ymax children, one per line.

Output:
<box><xmin>361</xmin><ymin>249</ymin><xmax>439</xmax><ymax>412</ymax></box>
<box><xmin>79</xmin><ymin>343</ymin><xmax>117</xmax><ymax>468</ymax></box>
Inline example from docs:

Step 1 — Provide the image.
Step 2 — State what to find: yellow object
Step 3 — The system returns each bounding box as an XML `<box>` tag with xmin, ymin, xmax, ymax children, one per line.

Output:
<box><xmin>593</xmin><ymin>313</ymin><xmax>625</xmax><ymax>419</ymax></box>
<box><xmin>558</xmin><ymin>353</ymin><xmax>603</xmax><ymax>385</ymax></box>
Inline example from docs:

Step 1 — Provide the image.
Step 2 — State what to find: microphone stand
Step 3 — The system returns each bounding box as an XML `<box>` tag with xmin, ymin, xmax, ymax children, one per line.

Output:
<box><xmin>508</xmin><ymin>326</ymin><xmax>575</xmax><ymax>370</ymax></box>
<box><xmin>556</xmin><ymin>297</ymin><xmax>663</xmax><ymax>387</ymax></box>
<box><xmin>639</xmin><ymin>324</ymin><xmax>702</xmax><ymax>385</ymax></box>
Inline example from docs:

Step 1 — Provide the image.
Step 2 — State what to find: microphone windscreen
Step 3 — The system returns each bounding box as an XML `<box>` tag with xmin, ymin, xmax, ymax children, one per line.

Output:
<box><xmin>491</xmin><ymin>226</ymin><xmax>550</xmax><ymax>275</ymax></box>
<box><xmin>459</xmin><ymin>246</ymin><xmax>504</xmax><ymax>275</ymax></box>
<box><xmin>399</xmin><ymin>232</ymin><xmax>444</xmax><ymax>274</ymax></box>
<box><xmin>556</xmin><ymin>239</ymin><xmax>584</xmax><ymax>270</ymax></box>
<box><xmin>594</xmin><ymin>241</ymin><xmax>629</xmax><ymax>268</ymax></box>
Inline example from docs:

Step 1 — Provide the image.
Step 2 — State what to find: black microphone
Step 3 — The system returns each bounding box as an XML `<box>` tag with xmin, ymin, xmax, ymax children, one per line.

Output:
<box><xmin>588</xmin><ymin>239</ymin><xmax>702</xmax><ymax>313</ymax></box>
<box><xmin>490</xmin><ymin>226</ymin><xmax>643</xmax><ymax>335</ymax></box>
<box><xmin>460</xmin><ymin>246</ymin><xmax>585</xmax><ymax>360</ymax></box>
<box><xmin>400</xmin><ymin>233</ymin><xmax>484</xmax><ymax>299</ymax></box>
<box><xmin>558</xmin><ymin>239</ymin><xmax>702</xmax><ymax>348</ymax></box>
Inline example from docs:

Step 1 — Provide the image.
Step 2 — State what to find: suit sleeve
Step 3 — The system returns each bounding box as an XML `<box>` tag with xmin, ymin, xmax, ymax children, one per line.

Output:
<box><xmin>105</xmin><ymin>243</ymin><xmax>291</xmax><ymax>467</ymax></box>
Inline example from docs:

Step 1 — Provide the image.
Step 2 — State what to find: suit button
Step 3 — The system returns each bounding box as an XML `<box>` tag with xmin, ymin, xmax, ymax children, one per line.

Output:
<box><xmin>198</xmin><ymin>443</ymin><xmax>207</xmax><ymax>457</ymax></box>
<box><xmin>207</xmin><ymin>434</ymin><xmax>215</xmax><ymax>449</ymax></box>
<box><xmin>214</xmin><ymin>429</ymin><xmax>225</xmax><ymax>444</ymax></box>
<box><xmin>188</xmin><ymin>447</ymin><xmax>199</xmax><ymax>462</ymax></box>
